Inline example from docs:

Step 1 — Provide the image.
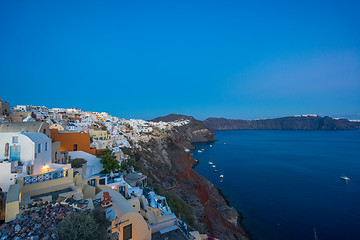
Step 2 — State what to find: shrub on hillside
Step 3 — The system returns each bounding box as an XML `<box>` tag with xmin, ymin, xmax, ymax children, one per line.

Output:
<box><xmin>71</xmin><ymin>158</ymin><xmax>87</xmax><ymax>168</ymax></box>
<box><xmin>120</xmin><ymin>147</ymin><xmax>132</xmax><ymax>155</ymax></box>
<box><xmin>55</xmin><ymin>211</ymin><xmax>109</xmax><ymax>240</ymax></box>
<box><xmin>97</xmin><ymin>149</ymin><xmax>120</xmax><ymax>173</ymax></box>
<box><xmin>154</xmin><ymin>186</ymin><xmax>203</xmax><ymax>232</ymax></box>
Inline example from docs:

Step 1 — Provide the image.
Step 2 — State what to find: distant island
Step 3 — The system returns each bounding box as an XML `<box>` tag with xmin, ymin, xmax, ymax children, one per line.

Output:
<box><xmin>203</xmin><ymin>115</ymin><xmax>360</xmax><ymax>130</ymax></box>
<box><xmin>152</xmin><ymin>114</ymin><xmax>360</xmax><ymax>131</ymax></box>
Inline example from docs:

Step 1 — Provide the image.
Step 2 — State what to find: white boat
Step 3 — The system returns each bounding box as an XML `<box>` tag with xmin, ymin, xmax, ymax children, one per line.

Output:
<box><xmin>212</xmin><ymin>165</ymin><xmax>216</xmax><ymax>168</ymax></box>
<box><xmin>202</xmin><ymin>149</ymin><xmax>205</xmax><ymax>151</ymax></box>
<box><xmin>198</xmin><ymin>150</ymin><xmax>202</xmax><ymax>153</ymax></box>
<box><xmin>340</xmin><ymin>176</ymin><xmax>350</xmax><ymax>181</ymax></box>
<box><xmin>208</xmin><ymin>162</ymin><xmax>213</xmax><ymax>165</ymax></box>
<box><xmin>220</xmin><ymin>174</ymin><xmax>224</xmax><ymax>178</ymax></box>
<box><xmin>314</xmin><ymin>227</ymin><xmax>318</xmax><ymax>240</ymax></box>
<box><xmin>210</xmin><ymin>145</ymin><xmax>212</xmax><ymax>147</ymax></box>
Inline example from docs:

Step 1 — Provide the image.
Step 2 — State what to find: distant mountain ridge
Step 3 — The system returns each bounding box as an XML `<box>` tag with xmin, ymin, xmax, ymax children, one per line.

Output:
<box><xmin>204</xmin><ymin>115</ymin><xmax>360</xmax><ymax>130</ymax></box>
<box><xmin>151</xmin><ymin>114</ymin><xmax>360</xmax><ymax>131</ymax></box>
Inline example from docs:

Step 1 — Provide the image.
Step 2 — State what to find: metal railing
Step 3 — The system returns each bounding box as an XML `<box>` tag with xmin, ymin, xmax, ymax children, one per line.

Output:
<box><xmin>93</xmin><ymin>198</ymin><xmax>101</xmax><ymax>206</ymax></box>
<box><xmin>22</xmin><ymin>169</ymin><xmax>69</xmax><ymax>185</ymax></box>
<box><xmin>177</xmin><ymin>220</ymin><xmax>194</xmax><ymax>240</ymax></box>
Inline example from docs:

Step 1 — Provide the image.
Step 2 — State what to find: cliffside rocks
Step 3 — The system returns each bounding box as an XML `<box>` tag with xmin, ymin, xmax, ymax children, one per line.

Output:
<box><xmin>133</xmin><ymin>115</ymin><xmax>250</xmax><ymax>239</ymax></box>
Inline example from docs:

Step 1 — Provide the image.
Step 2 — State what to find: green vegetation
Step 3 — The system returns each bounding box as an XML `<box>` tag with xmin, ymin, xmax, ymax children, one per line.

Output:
<box><xmin>71</xmin><ymin>158</ymin><xmax>87</xmax><ymax>168</ymax></box>
<box><xmin>92</xmin><ymin>208</ymin><xmax>110</xmax><ymax>230</ymax></box>
<box><xmin>153</xmin><ymin>186</ymin><xmax>203</xmax><ymax>232</ymax></box>
<box><xmin>127</xmin><ymin>139</ymin><xmax>134</xmax><ymax>147</ymax></box>
<box><xmin>55</xmin><ymin>210</ymin><xmax>110</xmax><ymax>240</ymax></box>
<box><xmin>125</xmin><ymin>123</ymin><xmax>133</xmax><ymax>130</ymax></box>
<box><xmin>121</xmin><ymin>158</ymin><xmax>147</xmax><ymax>174</ymax></box>
<box><xmin>120</xmin><ymin>147</ymin><xmax>132</xmax><ymax>155</ymax></box>
<box><xmin>138</xmin><ymin>140</ymin><xmax>156</xmax><ymax>150</ymax></box>
<box><xmin>97</xmin><ymin>149</ymin><xmax>120</xmax><ymax>173</ymax></box>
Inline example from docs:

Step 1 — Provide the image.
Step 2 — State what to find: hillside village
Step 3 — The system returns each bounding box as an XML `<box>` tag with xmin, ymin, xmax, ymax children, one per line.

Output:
<box><xmin>0</xmin><ymin>97</ymin><xmax>211</xmax><ymax>240</ymax></box>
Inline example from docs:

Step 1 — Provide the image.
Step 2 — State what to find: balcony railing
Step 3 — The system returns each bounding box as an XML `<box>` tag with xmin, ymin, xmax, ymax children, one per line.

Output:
<box><xmin>22</xmin><ymin>169</ymin><xmax>69</xmax><ymax>185</ymax></box>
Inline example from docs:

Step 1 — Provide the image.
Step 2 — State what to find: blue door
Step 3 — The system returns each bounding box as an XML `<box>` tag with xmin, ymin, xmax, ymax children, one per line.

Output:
<box><xmin>10</xmin><ymin>145</ymin><xmax>21</xmax><ymax>162</ymax></box>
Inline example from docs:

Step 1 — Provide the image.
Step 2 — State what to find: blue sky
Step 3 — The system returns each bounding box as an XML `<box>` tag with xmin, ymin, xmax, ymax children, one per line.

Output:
<box><xmin>1</xmin><ymin>0</ymin><xmax>359</xmax><ymax>120</ymax></box>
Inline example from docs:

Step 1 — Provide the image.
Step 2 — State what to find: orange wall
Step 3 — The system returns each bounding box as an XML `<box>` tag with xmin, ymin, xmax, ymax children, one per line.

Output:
<box><xmin>50</xmin><ymin>129</ymin><xmax>97</xmax><ymax>155</ymax></box>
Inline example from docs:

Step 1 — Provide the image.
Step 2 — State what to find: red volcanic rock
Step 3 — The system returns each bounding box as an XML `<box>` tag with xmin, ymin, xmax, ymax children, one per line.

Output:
<box><xmin>55</xmin><ymin>214</ymin><xmax>64</xmax><ymax>220</ymax></box>
<box><xmin>133</xmin><ymin>120</ymin><xmax>250</xmax><ymax>240</ymax></box>
<box><xmin>31</xmin><ymin>212</ymin><xmax>39</xmax><ymax>219</ymax></box>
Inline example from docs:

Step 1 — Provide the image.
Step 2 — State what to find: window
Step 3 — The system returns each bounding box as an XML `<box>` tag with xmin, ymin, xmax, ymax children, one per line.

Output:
<box><xmin>88</xmin><ymin>179</ymin><xmax>95</xmax><ymax>187</ymax></box>
<box><xmin>73</xmin><ymin>144</ymin><xmax>77</xmax><ymax>151</ymax></box>
<box><xmin>10</xmin><ymin>145</ymin><xmax>20</xmax><ymax>161</ymax></box>
<box><xmin>12</xmin><ymin>136</ymin><xmax>18</xmax><ymax>143</ymax></box>
<box><xmin>45</xmin><ymin>142</ymin><xmax>48</xmax><ymax>151</ymax></box>
<box><xmin>99</xmin><ymin>178</ymin><xmax>106</xmax><ymax>185</ymax></box>
<box><xmin>38</xmin><ymin>144</ymin><xmax>41</xmax><ymax>153</ymax></box>
<box><xmin>27</xmin><ymin>165</ymin><xmax>33</xmax><ymax>175</ymax></box>
<box><xmin>5</xmin><ymin>143</ymin><xmax>9</xmax><ymax>157</ymax></box>
<box><xmin>123</xmin><ymin>224</ymin><xmax>132</xmax><ymax>240</ymax></box>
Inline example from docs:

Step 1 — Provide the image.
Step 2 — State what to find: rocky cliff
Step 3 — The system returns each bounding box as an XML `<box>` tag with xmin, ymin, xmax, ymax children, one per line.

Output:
<box><xmin>204</xmin><ymin>115</ymin><xmax>359</xmax><ymax>130</ymax></box>
<box><xmin>129</xmin><ymin>114</ymin><xmax>249</xmax><ymax>240</ymax></box>
<box><xmin>151</xmin><ymin>114</ymin><xmax>218</xmax><ymax>142</ymax></box>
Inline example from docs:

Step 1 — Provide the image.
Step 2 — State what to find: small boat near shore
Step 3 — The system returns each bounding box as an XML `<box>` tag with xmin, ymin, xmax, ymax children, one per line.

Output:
<box><xmin>198</xmin><ymin>150</ymin><xmax>202</xmax><ymax>153</ymax></box>
<box><xmin>340</xmin><ymin>176</ymin><xmax>350</xmax><ymax>181</ymax></box>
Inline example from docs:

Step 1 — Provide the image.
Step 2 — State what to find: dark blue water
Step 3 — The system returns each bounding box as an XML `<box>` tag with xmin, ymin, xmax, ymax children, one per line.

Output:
<box><xmin>192</xmin><ymin>130</ymin><xmax>360</xmax><ymax>240</ymax></box>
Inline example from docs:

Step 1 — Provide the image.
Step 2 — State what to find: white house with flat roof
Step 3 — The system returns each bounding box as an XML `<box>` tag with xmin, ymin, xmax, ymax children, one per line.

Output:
<box><xmin>68</xmin><ymin>150</ymin><xmax>103</xmax><ymax>179</ymax></box>
<box><xmin>0</xmin><ymin>132</ymin><xmax>52</xmax><ymax>191</ymax></box>
<box><xmin>94</xmin><ymin>189</ymin><xmax>151</xmax><ymax>240</ymax></box>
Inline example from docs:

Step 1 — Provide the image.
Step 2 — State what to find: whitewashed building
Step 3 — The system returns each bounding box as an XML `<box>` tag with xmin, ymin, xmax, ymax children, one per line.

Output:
<box><xmin>66</xmin><ymin>123</ymin><xmax>81</xmax><ymax>131</ymax></box>
<box><xmin>0</xmin><ymin>132</ymin><xmax>52</xmax><ymax>191</ymax></box>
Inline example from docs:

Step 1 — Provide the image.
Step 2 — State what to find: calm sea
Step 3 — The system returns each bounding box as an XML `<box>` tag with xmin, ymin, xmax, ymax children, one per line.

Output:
<box><xmin>192</xmin><ymin>130</ymin><xmax>360</xmax><ymax>240</ymax></box>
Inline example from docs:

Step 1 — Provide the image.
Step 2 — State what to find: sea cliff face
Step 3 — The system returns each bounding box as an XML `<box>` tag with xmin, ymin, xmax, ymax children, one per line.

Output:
<box><xmin>131</xmin><ymin>114</ymin><xmax>250</xmax><ymax>239</ymax></box>
<box><xmin>204</xmin><ymin>115</ymin><xmax>359</xmax><ymax>130</ymax></box>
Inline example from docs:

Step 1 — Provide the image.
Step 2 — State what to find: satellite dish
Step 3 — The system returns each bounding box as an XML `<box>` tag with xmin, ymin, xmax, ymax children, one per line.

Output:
<box><xmin>106</xmin><ymin>207</ymin><xmax>116</xmax><ymax>221</ymax></box>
